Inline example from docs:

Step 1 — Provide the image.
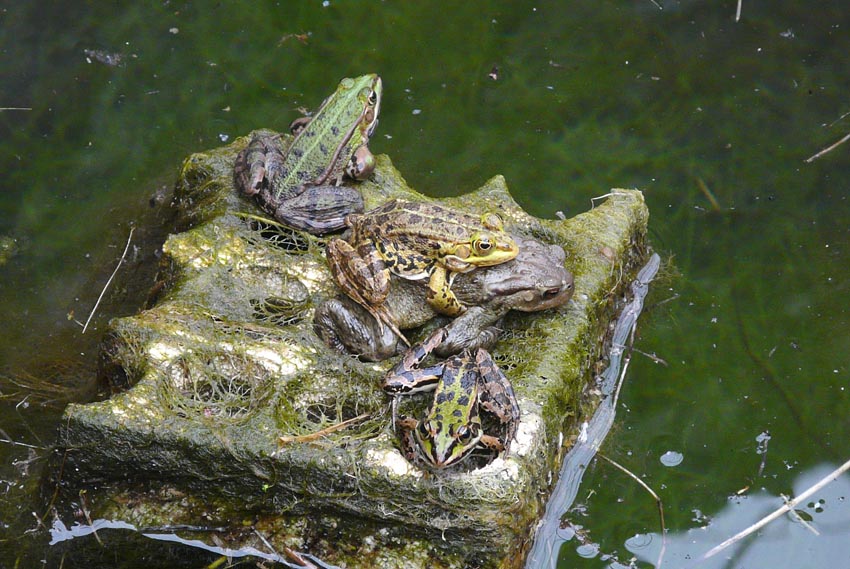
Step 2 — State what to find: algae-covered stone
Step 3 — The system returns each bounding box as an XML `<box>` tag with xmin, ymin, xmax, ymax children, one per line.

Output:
<box><xmin>59</xmin><ymin>131</ymin><xmax>649</xmax><ymax>568</ymax></box>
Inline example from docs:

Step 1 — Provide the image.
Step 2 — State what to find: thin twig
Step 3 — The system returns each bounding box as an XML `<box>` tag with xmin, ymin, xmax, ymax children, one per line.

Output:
<box><xmin>804</xmin><ymin>132</ymin><xmax>850</xmax><ymax>163</ymax></box>
<box><xmin>0</xmin><ymin>107</ymin><xmax>33</xmax><ymax>111</ymax></box>
<box><xmin>253</xmin><ymin>529</ymin><xmax>280</xmax><ymax>558</ymax></box>
<box><xmin>81</xmin><ymin>227</ymin><xmax>134</xmax><ymax>333</ymax></box>
<box><xmin>0</xmin><ymin>437</ymin><xmax>44</xmax><ymax>450</ymax></box>
<box><xmin>696</xmin><ymin>178</ymin><xmax>722</xmax><ymax>212</ymax></box>
<box><xmin>782</xmin><ymin>494</ymin><xmax>820</xmax><ymax>536</ymax></box>
<box><xmin>699</xmin><ymin>456</ymin><xmax>850</xmax><ymax>562</ymax></box>
<box><xmin>79</xmin><ymin>490</ymin><xmax>103</xmax><ymax>546</ymax></box>
<box><xmin>735</xmin><ymin>0</ymin><xmax>743</xmax><ymax>21</ymax></box>
<box><xmin>633</xmin><ymin>347</ymin><xmax>669</xmax><ymax>366</ymax></box>
<box><xmin>278</xmin><ymin>413</ymin><xmax>370</xmax><ymax>445</ymax></box>
<box><xmin>827</xmin><ymin>109</ymin><xmax>850</xmax><ymax>127</ymax></box>
<box><xmin>649</xmin><ymin>293</ymin><xmax>680</xmax><ymax>309</ymax></box>
<box><xmin>599</xmin><ymin>454</ymin><xmax>667</xmax><ymax>568</ymax></box>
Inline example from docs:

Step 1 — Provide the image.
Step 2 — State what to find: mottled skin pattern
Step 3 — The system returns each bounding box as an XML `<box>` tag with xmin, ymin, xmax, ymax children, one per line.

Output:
<box><xmin>315</xmin><ymin>235</ymin><xmax>573</xmax><ymax>361</ymax></box>
<box><xmin>325</xmin><ymin>199</ymin><xmax>519</xmax><ymax>341</ymax></box>
<box><xmin>233</xmin><ymin>74</ymin><xmax>382</xmax><ymax>234</ymax></box>
<box><xmin>383</xmin><ymin>328</ymin><xmax>521</xmax><ymax>469</ymax></box>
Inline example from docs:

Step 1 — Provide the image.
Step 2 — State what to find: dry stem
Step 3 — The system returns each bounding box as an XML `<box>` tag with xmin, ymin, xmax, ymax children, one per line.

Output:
<box><xmin>699</xmin><ymin>457</ymin><xmax>850</xmax><ymax>562</ymax></box>
<box><xmin>805</xmin><ymin>132</ymin><xmax>850</xmax><ymax>163</ymax></box>
<box><xmin>82</xmin><ymin>227</ymin><xmax>134</xmax><ymax>333</ymax></box>
<box><xmin>599</xmin><ymin>454</ymin><xmax>667</xmax><ymax>568</ymax></box>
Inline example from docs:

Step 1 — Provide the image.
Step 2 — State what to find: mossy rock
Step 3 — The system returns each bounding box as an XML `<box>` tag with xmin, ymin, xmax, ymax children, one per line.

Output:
<box><xmin>59</xmin><ymin>131</ymin><xmax>649</xmax><ymax>568</ymax></box>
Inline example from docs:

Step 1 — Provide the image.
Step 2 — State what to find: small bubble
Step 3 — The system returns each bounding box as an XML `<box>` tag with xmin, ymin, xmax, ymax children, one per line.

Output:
<box><xmin>660</xmin><ymin>450</ymin><xmax>684</xmax><ymax>467</ymax></box>
<box><xmin>625</xmin><ymin>533</ymin><xmax>653</xmax><ymax>550</ymax></box>
<box><xmin>576</xmin><ymin>543</ymin><xmax>599</xmax><ymax>559</ymax></box>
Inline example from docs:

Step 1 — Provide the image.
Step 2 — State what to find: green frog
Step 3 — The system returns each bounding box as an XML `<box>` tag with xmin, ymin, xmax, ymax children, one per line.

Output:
<box><xmin>315</xmin><ymin>235</ymin><xmax>573</xmax><ymax>361</ymax></box>
<box><xmin>382</xmin><ymin>328</ymin><xmax>521</xmax><ymax>469</ymax></box>
<box><xmin>234</xmin><ymin>74</ymin><xmax>382</xmax><ymax>234</ymax></box>
<box><xmin>325</xmin><ymin>199</ymin><xmax>520</xmax><ymax>341</ymax></box>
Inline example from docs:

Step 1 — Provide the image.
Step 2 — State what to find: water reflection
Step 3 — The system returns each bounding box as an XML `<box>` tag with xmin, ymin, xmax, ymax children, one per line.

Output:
<box><xmin>627</xmin><ymin>463</ymin><xmax>850</xmax><ymax>567</ymax></box>
<box><xmin>49</xmin><ymin>518</ymin><xmax>340</xmax><ymax>569</ymax></box>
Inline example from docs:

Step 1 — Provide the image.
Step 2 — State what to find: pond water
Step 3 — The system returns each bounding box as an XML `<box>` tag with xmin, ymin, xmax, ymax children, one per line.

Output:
<box><xmin>2</xmin><ymin>2</ymin><xmax>849</xmax><ymax>567</ymax></box>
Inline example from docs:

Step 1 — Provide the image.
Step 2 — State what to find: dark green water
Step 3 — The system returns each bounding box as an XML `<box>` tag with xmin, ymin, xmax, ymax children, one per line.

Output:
<box><xmin>2</xmin><ymin>2</ymin><xmax>849</xmax><ymax>567</ymax></box>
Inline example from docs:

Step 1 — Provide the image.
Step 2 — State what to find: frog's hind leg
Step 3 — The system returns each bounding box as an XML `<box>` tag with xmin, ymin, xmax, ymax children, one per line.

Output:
<box><xmin>475</xmin><ymin>348</ymin><xmax>521</xmax><ymax>451</ymax></box>
<box><xmin>234</xmin><ymin>132</ymin><xmax>284</xmax><ymax>196</ymax></box>
<box><xmin>326</xmin><ymin>239</ymin><xmax>408</xmax><ymax>344</ymax></box>
<box><xmin>274</xmin><ymin>185</ymin><xmax>364</xmax><ymax>235</ymax></box>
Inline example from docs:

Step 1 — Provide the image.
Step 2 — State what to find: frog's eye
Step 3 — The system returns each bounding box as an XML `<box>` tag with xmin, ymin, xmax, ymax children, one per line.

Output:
<box><xmin>542</xmin><ymin>287</ymin><xmax>562</xmax><ymax>299</ymax></box>
<box><xmin>455</xmin><ymin>424</ymin><xmax>478</xmax><ymax>445</ymax></box>
<box><xmin>481</xmin><ymin>213</ymin><xmax>504</xmax><ymax>231</ymax></box>
<box><xmin>368</xmin><ymin>89</ymin><xmax>379</xmax><ymax>107</ymax></box>
<box><xmin>418</xmin><ymin>420</ymin><xmax>435</xmax><ymax>438</ymax></box>
<box><xmin>472</xmin><ymin>235</ymin><xmax>493</xmax><ymax>256</ymax></box>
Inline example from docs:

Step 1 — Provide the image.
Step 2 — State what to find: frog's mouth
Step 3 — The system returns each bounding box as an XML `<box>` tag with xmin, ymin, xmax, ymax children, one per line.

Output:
<box><xmin>485</xmin><ymin>275</ymin><xmax>574</xmax><ymax>312</ymax></box>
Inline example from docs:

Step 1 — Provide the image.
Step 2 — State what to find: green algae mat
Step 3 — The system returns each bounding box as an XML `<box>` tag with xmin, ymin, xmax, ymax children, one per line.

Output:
<box><xmin>58</xmin><ymin>132</ymin><xmax>649</xmax><ymax>568</ymax></box>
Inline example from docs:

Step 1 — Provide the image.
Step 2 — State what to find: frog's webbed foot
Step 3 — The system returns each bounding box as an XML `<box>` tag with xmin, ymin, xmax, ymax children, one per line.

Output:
<box><xmin>395</xmin><ymin>416</ymin><xmax>420</xmax><ymax>462</ymax></box>
<box><xmin>479</xmin><ymin>434</ymin><xmax>506</xmax><ymax>453</ymax></box>
<box><xmin>288</xmin><ymin>116</ymin><xmax>312</xmax><ymax>135</ymax></box>
<box><xmin>474</xmin><ymin>348</ymin><xmax>521</xmax><ymax>451</ymax></box>
<box><xmin>272</xmin><ymin>185</ymin><xmax>364</xmax><ymax>234</ymax></box>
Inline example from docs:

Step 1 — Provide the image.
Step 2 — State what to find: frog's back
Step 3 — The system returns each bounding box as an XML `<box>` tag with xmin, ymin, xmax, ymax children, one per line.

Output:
<box><xmin>365</xmin><ymin>200</ymin><xmax>483</xmax><ymax>243</ymax></box>
<box><xmin>276</xmin><ymin>76</ymin><xmax>373</xmax><ymax>197</ymax></box>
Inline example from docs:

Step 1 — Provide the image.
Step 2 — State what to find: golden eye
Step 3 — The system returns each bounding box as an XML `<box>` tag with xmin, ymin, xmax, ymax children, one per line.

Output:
<box><xmin>472</xmin><ymin>235</ymin><xmax>493</xmax><ymax>255</ymax></box>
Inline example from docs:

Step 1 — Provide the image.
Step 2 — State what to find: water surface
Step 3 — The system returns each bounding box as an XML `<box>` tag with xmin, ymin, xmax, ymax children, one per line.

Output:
<box><xmin>2</xmin><ymin>2</ymin><xmax>849</xmax><ymax>566</ymax></box>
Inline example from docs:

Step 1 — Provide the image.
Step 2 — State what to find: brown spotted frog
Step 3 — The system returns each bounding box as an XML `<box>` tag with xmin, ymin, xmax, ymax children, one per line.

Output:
<box><xmin>325</xmin><ymin>199</ymin><xmax>520</xmax><ymax>341</ymax></box>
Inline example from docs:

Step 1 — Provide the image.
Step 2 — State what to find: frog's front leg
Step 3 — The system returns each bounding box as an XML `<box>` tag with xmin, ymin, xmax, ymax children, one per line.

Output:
<box><xmin>426</xmin><ymin>265</ymin><xmax>466</xmax><ymax>317</ymax></box>
<box><xmin>344</xmin><ymin>145</ymin><xmax>376</xmax><ymax>181</ymax></box>
<box><xmin>436</xmin><ymin>305</ymin><xmax>503</xmax><ymax>357</ymax></box>
<box><xmin>382</xmin><ymin>328</ymin><xmax>448</xmax><ymax>394</ymax></box>
<box><xmin>474</xmin><ymin>348</ymin><xmax>520</xmax><ymax>452</ymax></box>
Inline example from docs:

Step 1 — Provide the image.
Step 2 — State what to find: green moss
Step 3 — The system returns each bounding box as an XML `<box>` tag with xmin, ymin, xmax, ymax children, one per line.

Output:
<box><xmin>59</xmin><ymin>134</ymin><xmax>649</xmax><ymax>569</ymax></box>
